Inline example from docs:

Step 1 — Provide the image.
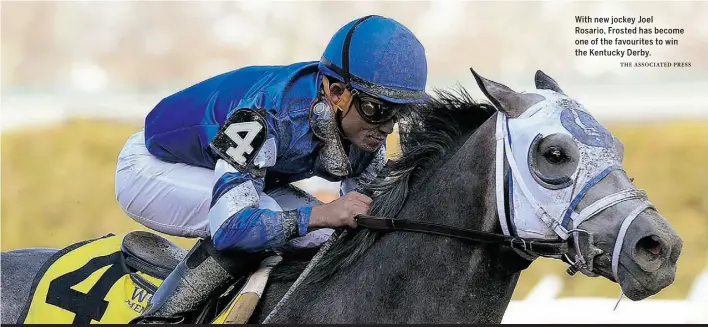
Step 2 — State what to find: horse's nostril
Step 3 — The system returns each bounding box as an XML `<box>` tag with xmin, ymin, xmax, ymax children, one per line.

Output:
<box><xmin>636</xmin><ymin>235</ymin><xmax>663</xmax><ymax>260</ymax></box>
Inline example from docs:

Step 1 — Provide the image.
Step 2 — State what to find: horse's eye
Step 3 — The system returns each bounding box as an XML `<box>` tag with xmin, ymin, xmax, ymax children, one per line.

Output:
<box><xmin>543</xmin><ymin>147</ymin><xmax>569</xmax><ymax>164</ymax></box>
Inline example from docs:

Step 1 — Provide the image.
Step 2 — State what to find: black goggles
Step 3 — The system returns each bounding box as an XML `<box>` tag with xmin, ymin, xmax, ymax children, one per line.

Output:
<box><xmin>350</xmin><ymin>88</ymin><xmax>402</xmax><ymax>124</ymax></box>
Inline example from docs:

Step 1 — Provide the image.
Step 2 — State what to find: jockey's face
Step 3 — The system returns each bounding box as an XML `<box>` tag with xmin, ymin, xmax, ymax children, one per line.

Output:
<box><xmin>328</xmin><ymin>81</ymin><xmax>395</xmax><ymax>152</ymax></box>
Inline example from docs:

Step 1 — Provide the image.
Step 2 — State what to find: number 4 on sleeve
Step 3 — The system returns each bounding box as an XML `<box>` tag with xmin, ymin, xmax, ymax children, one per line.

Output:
<box><xmin>210</xmin><ymin>109</ymin><xmax>268</xmax><ymax>173</ymax></box>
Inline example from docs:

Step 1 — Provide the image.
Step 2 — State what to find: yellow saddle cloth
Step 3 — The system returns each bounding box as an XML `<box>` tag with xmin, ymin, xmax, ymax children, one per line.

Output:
<box><xmin>18</xmin><ymin>232</ymin><xmax>278</xmax><ymax>324</ymax></box>
<box><xmin>19</xmin><ymin>233</ymin><xmax>164</xmax><ymax>324</ymax></box>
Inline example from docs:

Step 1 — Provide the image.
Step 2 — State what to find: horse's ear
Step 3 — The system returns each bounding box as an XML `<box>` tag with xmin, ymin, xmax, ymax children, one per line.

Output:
<box><xmin>534</xmin><ymin>70</ymin><xmax>565</xmax><ymax>95</ymax></box>
<box><xmin>613</xmin><ymin>135</ymin><xmax>625</xmax><ymax>162</ymax></box>
<box><xmin>470</xmin><ymin>68</ymin><xmax>544</xmax><ymax>118</ymax></box>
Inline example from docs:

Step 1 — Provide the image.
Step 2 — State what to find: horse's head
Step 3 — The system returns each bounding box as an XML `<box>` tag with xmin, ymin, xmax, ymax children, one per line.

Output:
<box><xmin>470</xmin><ymin>68</ymin><xmax>682</xmax><ymax>301</ymax></box>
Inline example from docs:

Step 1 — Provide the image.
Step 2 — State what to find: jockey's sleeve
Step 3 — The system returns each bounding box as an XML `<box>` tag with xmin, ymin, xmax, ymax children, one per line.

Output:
<box><xmin>208</xmin><ymin>136</ymin><xmax>311</xmax><ymax>253</ymax></box>
<box><xmin>339</xmin><ymin>144</ymin><xmax>388</xmax><ymax>196</ymax></box>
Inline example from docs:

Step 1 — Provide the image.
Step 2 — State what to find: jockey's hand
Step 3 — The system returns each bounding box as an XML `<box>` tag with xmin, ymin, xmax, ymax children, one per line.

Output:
<box><xmin>309</xmin><ymin>191</ymin><xmax>372</xmax><ymax>229</ymax></box>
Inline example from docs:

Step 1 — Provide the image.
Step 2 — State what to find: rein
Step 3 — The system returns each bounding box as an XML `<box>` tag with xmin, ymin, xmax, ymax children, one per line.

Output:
<box><xmin>353</xmin><ymin>110</ymin><xmax>651</xmax><ymax>277</ymax></box>
<box><xmin>355</xmin><ymin>214</ymin><xmax>568</xmax><ymax>257</ymax></box>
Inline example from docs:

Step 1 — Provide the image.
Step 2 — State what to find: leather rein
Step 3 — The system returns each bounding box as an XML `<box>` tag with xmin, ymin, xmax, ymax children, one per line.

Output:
<box><xmin>354</xmin><ymin>214</ymin><xmax>568</xmax><ymax>258</ymax></box>
<box><xmin>349</xmin><ymin>112</ymin><xmax>573</xmax><ymax>261</ymax></box>
<box><xmin>351</xmin><ymin>110</ymin><xmax>647</xmax><ymax>278</ymax></box>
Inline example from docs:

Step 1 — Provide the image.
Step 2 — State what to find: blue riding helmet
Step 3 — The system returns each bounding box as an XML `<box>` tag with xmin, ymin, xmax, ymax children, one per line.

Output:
<box><xmin>319</xmin><ymin>15</ymin><xmax>429</xmax><ymax>105</ymax></box>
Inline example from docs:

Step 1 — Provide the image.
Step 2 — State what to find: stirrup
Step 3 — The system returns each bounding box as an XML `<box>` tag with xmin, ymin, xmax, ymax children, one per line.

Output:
<box><xmin>130</xmin><ymin>238</ymin><xmax>262</xmax><ymax>324</ymax></box>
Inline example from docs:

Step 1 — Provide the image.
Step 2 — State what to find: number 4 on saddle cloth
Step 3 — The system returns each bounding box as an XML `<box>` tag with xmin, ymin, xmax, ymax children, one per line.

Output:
<box><xmin>18</xmin><ymin>231</ymin><xmax>279</xmax><ymax>324</ymax></box>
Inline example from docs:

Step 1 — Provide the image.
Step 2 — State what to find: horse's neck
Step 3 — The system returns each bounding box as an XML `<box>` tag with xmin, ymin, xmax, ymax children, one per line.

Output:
<box><xmin>378</xmin><ymin>115</ymin><xmax>520</xmax><ymax>322</ymax></box>
<box><xmin>268</xmin><ymin>116</ymin><xmax>520</xmax><ymax>323</ymax></box>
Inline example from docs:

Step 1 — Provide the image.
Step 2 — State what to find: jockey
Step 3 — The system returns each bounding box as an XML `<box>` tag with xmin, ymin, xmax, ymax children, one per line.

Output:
<box><xmin>115</xmin><ymin>15</ymin><xmax>428</xmax><ymax>323</ymax></box>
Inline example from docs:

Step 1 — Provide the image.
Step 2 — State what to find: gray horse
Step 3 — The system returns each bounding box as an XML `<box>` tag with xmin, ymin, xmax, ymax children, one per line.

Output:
<box><xmin>2</xmin><ymin>69</ymin><xmax>682</xmax><ymax>324</ymax></box>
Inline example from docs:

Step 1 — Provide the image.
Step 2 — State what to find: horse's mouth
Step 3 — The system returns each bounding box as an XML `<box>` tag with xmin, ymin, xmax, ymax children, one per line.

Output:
<box><xmin>618</xmin><ymin>265</ymin><xmax>672</xmax><ymax>301</ymax></box>
<box><xmin>576</xmin><ymin>251</ymin><xmax>666</xmax><ymax>300</ymax></box>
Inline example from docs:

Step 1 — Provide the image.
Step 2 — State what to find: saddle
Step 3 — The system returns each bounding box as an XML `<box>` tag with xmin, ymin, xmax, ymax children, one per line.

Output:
<box><xmin>121</xmin><ymin>231</ymin><xmax>187</xmax><ymax>280</ymax></box>
<box><xmin>18</xmin><ymin>231</ymin><xmax>279</xmax><ymax>324</ymax></box>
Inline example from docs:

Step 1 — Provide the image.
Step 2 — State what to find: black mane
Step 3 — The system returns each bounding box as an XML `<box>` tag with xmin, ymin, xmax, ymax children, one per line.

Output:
<box><xmin>273</xmin><ymin>86</ymin><xmax>496</xmax><ymax>283</ymax></box>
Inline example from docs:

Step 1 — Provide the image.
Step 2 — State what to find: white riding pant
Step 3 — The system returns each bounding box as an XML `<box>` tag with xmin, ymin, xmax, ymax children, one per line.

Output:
<box><xmin>115</xmin><ymin>130</ymin><xmax>334</xmax><ymax>249</ymax></box>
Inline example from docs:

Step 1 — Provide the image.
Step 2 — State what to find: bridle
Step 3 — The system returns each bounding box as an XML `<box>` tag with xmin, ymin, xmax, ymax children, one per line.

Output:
<box><xmin>263</xmin><ymin>93</ymin><xmax>658</xmax><ymax>324</ymax></box>
<box><xmin>264</xmin><ymin>100</ymin><xmax>653</xmax><ymax>323</ymax></box>
<box><xmin>355</xmin><ymin>106</ymin><xmax>655</xmax><ymax>282</ymax></box>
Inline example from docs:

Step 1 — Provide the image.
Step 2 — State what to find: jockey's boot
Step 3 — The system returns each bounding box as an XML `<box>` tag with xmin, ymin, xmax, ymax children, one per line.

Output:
<box><xmin>129</xmin><ymin>238</ymin><xmax>262</xmax><ymax>324</ymax></box>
